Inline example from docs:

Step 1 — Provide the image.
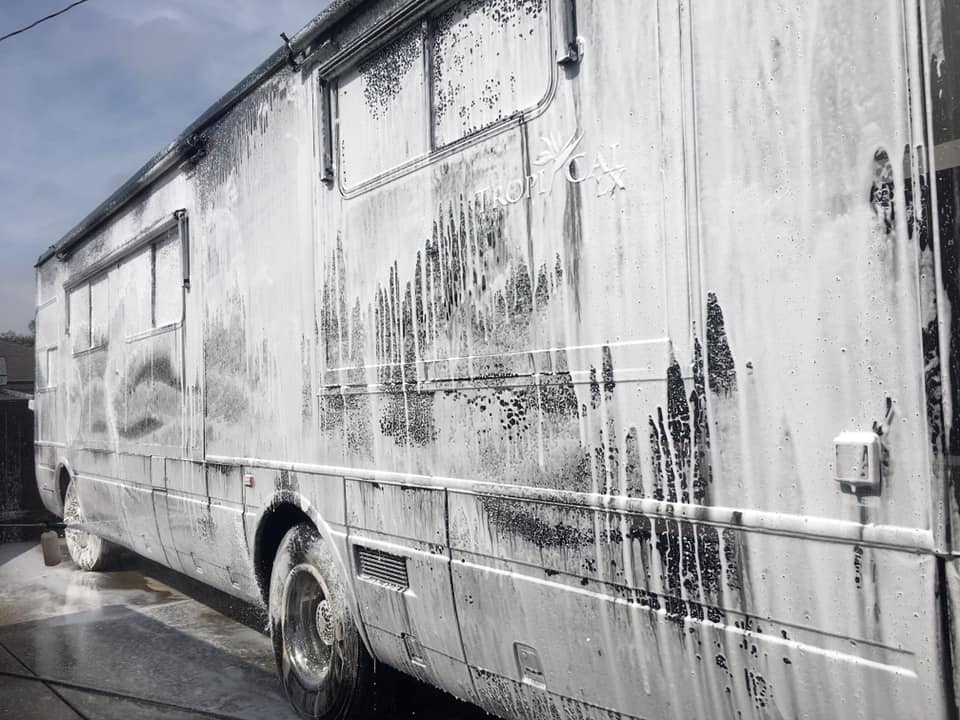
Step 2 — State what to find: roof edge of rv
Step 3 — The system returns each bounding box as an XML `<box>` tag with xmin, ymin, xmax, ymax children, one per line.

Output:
<box><xmin>35</xmin><ymin>0</ymin><xmax>370</xmax><ymax>269</ymax></box>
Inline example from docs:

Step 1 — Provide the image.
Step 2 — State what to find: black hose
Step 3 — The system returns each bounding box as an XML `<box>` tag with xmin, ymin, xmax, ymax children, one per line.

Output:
<box><xmin>0</xmin><ymin>667</ymin><xmax>247</xmax><ymax>720</ymax></box>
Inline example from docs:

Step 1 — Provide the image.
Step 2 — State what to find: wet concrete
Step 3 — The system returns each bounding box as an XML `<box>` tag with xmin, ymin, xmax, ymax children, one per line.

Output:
<box><xmin>0</xmin><ymin>541</ymin><xmax>488</xmax><ymax>719</ymax></box>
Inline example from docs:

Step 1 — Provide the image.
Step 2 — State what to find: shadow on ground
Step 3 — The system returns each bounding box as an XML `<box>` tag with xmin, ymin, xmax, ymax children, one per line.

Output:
<box><xmin>121</xmin><ymin>551</ymin><xmax>492</xmax><ymax>720</ymax></box>
<box><xmin>0</xmin><ymin>542</ymin><xmax>490</xmax><ymax>720</ymax></box>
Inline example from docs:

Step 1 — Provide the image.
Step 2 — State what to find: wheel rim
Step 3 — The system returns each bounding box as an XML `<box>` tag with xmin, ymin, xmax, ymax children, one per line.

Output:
<box><xmin>282</xmin><ymin>563</ymin><xmax>336</xmax><ymax>688</ymax></box>
<box><xmin>64</xmin><ymin>485</ymin><xmax>91</xmax><ymax>554</ymax></box>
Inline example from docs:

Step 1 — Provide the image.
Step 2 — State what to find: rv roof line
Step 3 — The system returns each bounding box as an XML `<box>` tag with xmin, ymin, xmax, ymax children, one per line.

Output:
<box><xmin>35</xmin><ymin>0</ymin><xmax>370</xmax><ymax>269</ymax></box>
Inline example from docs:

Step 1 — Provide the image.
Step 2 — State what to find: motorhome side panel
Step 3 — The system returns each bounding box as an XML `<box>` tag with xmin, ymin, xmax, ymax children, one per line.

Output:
<box><xmin>315</xmin><ymin>1</ymin><xmax>948</xmax><ymax>719</ymax></box>
<box><xmin>182</xmin><ymin>65</ymin><xmax>324</xmax><ymax>598</ymax></box>
<box><xmin>31</xmin><ymin>1</ymin><xmax>960</xmax><ymax>719</ymax></box>
<box><xmin>34</xmin><ymin>260</ymin><xmax>64</xmax><ymax>514</ymax></box>
<box><xmin>685</xmin><ymin>8</ymin><xmax>944</xmax><ymax>716</ymax></box>
<box><xmin>34</xmin><ymin>170</ymin><xmax>195</xmax><ymax>566</ymax></box>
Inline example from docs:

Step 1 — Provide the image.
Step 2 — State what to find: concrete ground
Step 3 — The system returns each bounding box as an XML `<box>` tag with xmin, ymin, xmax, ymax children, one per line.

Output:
<box><xmin>0</xmin><ymin>540</ymin><xmax>489</xmax><ymax>720</ymax></box>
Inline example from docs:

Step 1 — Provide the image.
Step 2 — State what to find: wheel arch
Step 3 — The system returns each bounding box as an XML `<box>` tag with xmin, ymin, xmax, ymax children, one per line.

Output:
<box><xmin>253</xmin><ymin>490</ymin><xmax>372</xmax><ymax>654</ymax></box>
<box><xmin>53</xmin><ymin>459</ymin><xmax>75</xmax><ymax>516</ymax></box>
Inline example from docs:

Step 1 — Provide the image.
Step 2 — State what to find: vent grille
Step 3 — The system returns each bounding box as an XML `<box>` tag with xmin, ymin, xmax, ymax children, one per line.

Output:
<box><xmin>356</xmin><ymin>546</ymin><xmax>408</xmax><ymax>590</ymax></box>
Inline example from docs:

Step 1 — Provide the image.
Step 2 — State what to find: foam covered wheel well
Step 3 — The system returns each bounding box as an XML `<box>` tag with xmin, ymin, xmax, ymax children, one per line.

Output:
<box><xmin>58</xmin><ymin>467</ymin><xmax>71</xmax><ymax>509</ymax></box>
<box><xmin>255</xmin><ymin>503</ymin><xmax>314</xmax><ymax>604</ymax></box>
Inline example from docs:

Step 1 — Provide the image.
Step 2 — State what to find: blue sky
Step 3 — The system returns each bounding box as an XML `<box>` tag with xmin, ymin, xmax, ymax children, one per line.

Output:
<box><xmin>0</xmin><ymin>0</ymin><xmax>329</xmax><ymax>333</ymax></box>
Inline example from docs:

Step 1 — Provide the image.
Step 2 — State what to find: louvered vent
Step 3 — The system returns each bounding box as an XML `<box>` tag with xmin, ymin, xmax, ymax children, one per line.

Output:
<box><xmin>356</xmin><ymin>546</ymin><xmax>409</xmax><ymax>590</ymax></box>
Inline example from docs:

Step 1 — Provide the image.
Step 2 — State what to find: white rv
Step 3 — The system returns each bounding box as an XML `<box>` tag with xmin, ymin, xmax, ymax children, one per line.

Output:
<box><xmin>32</xmin><ymin>0</ymin><xmax>960</xmax><ymax>718</ymax></box>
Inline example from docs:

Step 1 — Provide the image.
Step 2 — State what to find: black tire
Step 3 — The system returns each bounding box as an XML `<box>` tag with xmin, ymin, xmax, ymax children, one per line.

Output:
<box><xmin>63</xmin><ymin>477</ymin><xmax>117</xmax><ymax>571</ymax></box>
<box><xmin>269</xmin><ymin>523</ymin><xmax>388</xmax><ymax>719</ymax></box>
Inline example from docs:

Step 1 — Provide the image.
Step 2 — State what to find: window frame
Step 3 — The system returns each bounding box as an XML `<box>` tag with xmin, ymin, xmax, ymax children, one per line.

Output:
<box><xmin>124</xmin><ymin>228</ymin><xmax>184</xmax><ymax>341</ymax></box>
<box><xmin>37</xmin><ymin>346</ymin><xmax>58</xmax><ymax>391</ymax></box>
<box><xmin>63</xmin><ymin>211</ymin><xmax>189</xmax><ymax>349</ymax></box>
<box><xmin>67</xmin><ymin>273</ymin><xmax>108</xmax><ymax>356</ymax></box>
<box><xmin>35</xmin><ymin>298</ymin><xmax>59</xmax><ymax>391</ymax></box>
<box><xmin>330</xmin><ymin>0</ymin><xmax>558</xmax><ymax>196</ymax></box>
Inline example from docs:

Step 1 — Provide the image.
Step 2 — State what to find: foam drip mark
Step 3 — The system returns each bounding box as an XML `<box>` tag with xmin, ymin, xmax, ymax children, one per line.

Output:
<box><xmin>118</xmin><ymin>351</ymin><xmax>181</xmax><ymax>441</ymax></box>
<box><xmin>706</xmin><ymin>293</ymin><xmax>737</xmax><ymax>396</ymax></box>
<box><xmin>667</xmin><ymin>359</ymin><xmax>691</xmax><ymax>502</ymax></box>
<box><xmin>300</xmin><ymin>335</ymin><xmax>313</xmax><ymax>421</ymax></box>
<box><xmin>853</xmin><ymin>545</ymin><xmax>864</xmax><ymax>589</ymax></box>
<box><xmin>691</xmin><ymin>339</ymin><xmax>712</xmax><ymax>501</ymax></box>
<box><xmin>476</xmin><ymin>497</ymin><xmax>738</xmax><ymax>627</ymax></box>
<box><xmin>319</xmin><ymin>197</ymin><xmax>573</xmax><ymax>453</ymax></box>
<box><xmin>655</xmin><ymin>520</ymin><xmax>728</xmax><ymax>625</ymax></box>
<box><xmin>316</xmin><ymin>198</ymin><xmax>762</xmax><ymax>697</ymax></box>
<box><xmin>649</xmin><ymin>339</ymin><xmax>716</xmax><ymax>505</ymax></box>
<box><xmin>744</xmin><ymin>668</ymin><xmax>774</xmax><ymax>710</ymax></box>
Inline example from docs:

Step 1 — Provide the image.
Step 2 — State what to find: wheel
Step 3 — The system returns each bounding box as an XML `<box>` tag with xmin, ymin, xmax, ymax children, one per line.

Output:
<box><xmin>269</xmin><ymin>523</ymin><xmax>389</xmax><ymax>719</ymax></box>
<box><xmin>63</xmin><ymin>477</ymin><xmax>116</xmax><ymax>571</ymax></box>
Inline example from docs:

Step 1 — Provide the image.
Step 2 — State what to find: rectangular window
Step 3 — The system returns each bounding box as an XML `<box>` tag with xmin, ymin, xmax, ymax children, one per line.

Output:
<box><xmin>37</xmin><ymin>349</ymin><xmax>47</xmax><ymax>389</ymax></box>
<box><xmin>68</xmin><ymin>284</ymin><xmax>91</xmax><ymax>354</ymax></box>
<box><xmin>431</xmin><ymin>0</ymin><xmax>552</xmax><ymax>147</ymax></box>
<box><xmin>35</xmin><ymin>302</ymin><xmax>58</xmax><ymax>349</ymax></box>
<box><xmin>35</xmin><ymin>303</ymin><xmax>59</xmax><ymax>389</ymax></box>
<box><xmin>338</xmin><ymin>24</ymin><xmax>429</xmax><ymax>188</ymax></box>
<box><xmin>124</xmin><ymin>228</ymin><xmax>181</xmax><ymax>336</ymax></box>
<box><xmin>335</xmin><ymin>0</ymin><xmax>553</xmax><ymax>187</ymax></box>
<box><xmin>90</xmin><ymin>275</ymin><xmax>109</xmax><ymax>348</ymax></box>
<box><xmin>38</xmin><ymin>347</ymin><xmax>57</xmax><ymax>389</ymax></box>
<box><xmin>69</xmin><ymin>274</ymin><xmax>109</xmax><ymax>353</ymax></box>
<box><xmin>125</xmin><ymin>246</ymin><xmax>153</xmax><ymax>336</ymax></box>
<box><xmin>154</xmin><ymin>232</ymin><xmax>183</xmax><ymax>327</ymax></box>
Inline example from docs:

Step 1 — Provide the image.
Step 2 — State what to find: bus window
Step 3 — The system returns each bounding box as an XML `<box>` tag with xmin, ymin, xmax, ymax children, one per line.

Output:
<box><xmin>68</xmin><ymin>284</ymin><xmax>90</xmax><ymax>354</ymax></box>
<box><xmin>124</xmin><ymin>228</ymin><xmax>181</xmax><ymax>336</ymax></box>
<box><xmin>153</xmin><ymin>232</ymin><xmax>182</xmax><ymax>328</ymax></box>
<box><xmin>431</xmin><ymin>0</ymin><xmax>552</xmax><ymax>148</ymax></box>
<box><xmin>90</xmin><ymin>275</ymin><xmax>109</xmax><ymax>349</ymax></box>
<box><xmin>338</xmin><ymin>24</ymin><xmax>429</xmax><ymax>188</ymax></box>
<box><xmin>124</xmin><ymin>246</ymin><xmax>153</xmax><ymax>336</ymax></box>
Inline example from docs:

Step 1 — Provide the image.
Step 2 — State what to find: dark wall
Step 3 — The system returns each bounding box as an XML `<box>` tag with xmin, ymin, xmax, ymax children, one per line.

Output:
<box><xmin>0</xmin><ymin>398</ymin><xmax>45</xmax><ymax>542</ymax></box>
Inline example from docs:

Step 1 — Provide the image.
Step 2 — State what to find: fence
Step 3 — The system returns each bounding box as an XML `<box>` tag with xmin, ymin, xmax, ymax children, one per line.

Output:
<box><xmin>0</xmin><ymin>398</ymin><xmax>45</xmax><ymax>542</ymax></box>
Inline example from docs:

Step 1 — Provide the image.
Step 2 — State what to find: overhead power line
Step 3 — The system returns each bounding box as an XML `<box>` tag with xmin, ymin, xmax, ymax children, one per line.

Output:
<box><xmin>0</xmin><ymin>0</ymin><xmax>91</xmax><ymax>46</ymax></box>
